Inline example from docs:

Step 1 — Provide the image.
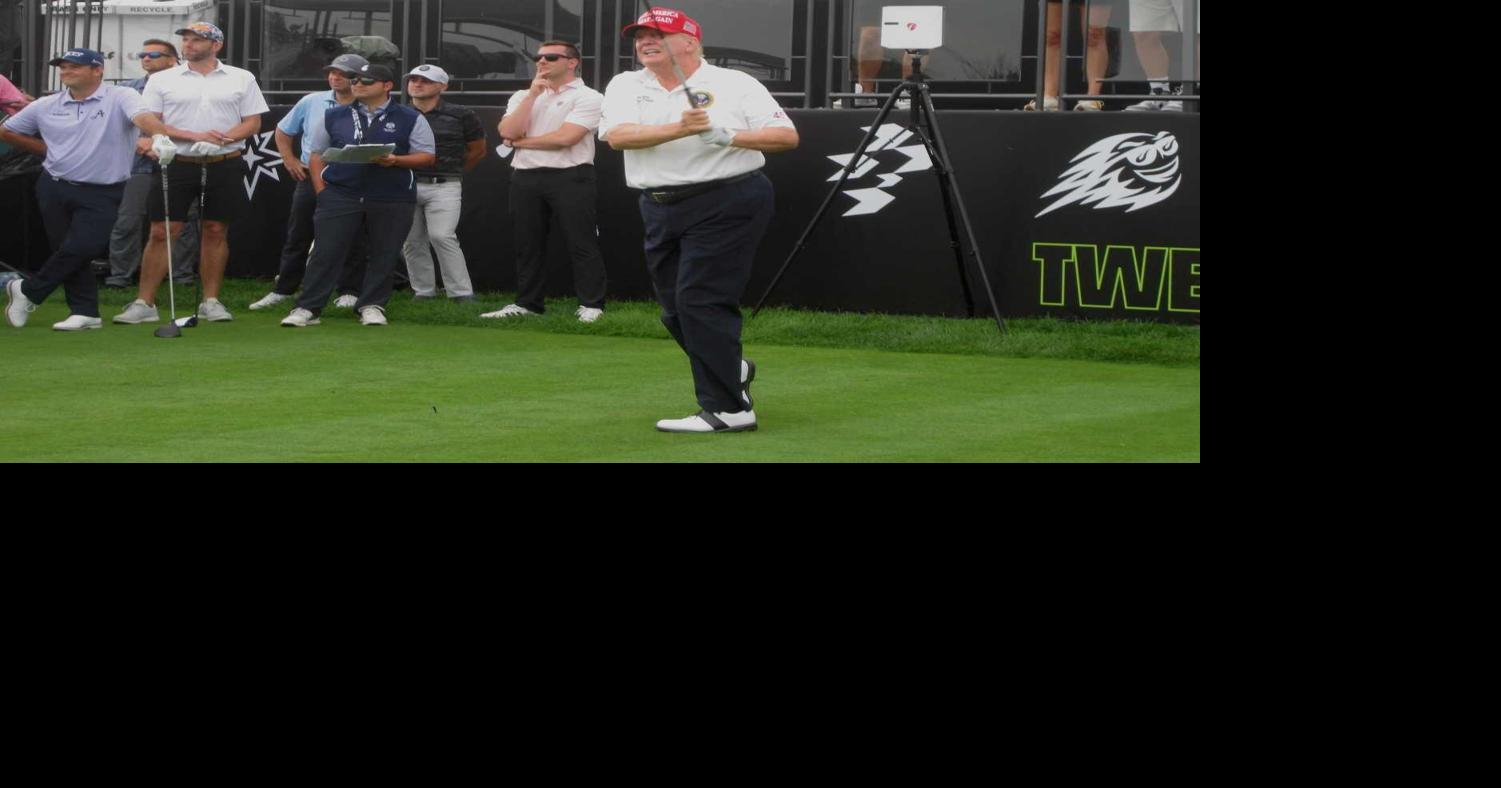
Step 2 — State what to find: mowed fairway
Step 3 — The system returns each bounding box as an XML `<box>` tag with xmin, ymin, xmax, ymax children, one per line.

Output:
<box><xmin>1</xmin><ymin>303</ymin><xmax>1199</xmax><ymax>462</ymax></box>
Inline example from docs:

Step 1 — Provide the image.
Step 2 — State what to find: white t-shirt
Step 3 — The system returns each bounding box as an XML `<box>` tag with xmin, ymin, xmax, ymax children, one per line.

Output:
<box><xmin>503</xmin><ymin>78</ymin><xmax>603</xmax><ymax>169</ymax></box>
<box><xmin>599</xmin><ymin>62</ymin><xmax>795</xmax><ymax>189</ymax></box>
<box><xmin>143</xmin><ymin>60</ymin><xmax>269</xmax><ymax>155</ymax></box>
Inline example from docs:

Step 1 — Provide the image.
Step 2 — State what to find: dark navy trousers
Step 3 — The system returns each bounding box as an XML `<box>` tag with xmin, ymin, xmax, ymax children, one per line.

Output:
<box><xmin>640</xmin><ymin>173</ymin><xmax>774</xmax><ymax>414</ymax></box>
<box><xmin>23</xmin><ymin>175</ymin><xmax>125</xmax><ymax>319</ymax></box>
<box><xmin>296</xmin><ymin>186</ymin><xmax>415</xmax><ymax>316</ymax></box>
<box><xmin>273</xmin><ymin>178</ymin><xmax>369</xmax><ymax>297</ymax></box>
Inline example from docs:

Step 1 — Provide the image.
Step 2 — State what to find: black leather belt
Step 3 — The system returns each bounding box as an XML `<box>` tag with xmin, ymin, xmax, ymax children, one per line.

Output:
<box><xmin>642</xmin><ymin>170</ymin><xmax>759</xmax><ymax>205</ymax></box>
<box><xmin>416</xmin><ymin>175</ymin><xmax>460</xmax><ymax>184</ymax></box>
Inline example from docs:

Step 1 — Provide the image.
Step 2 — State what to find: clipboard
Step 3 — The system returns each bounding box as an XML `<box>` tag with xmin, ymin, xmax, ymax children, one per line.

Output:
<box><xmin>323</xmin><ymin>144</ymin><xmax>397</xmax><ymax>164</ymax></box>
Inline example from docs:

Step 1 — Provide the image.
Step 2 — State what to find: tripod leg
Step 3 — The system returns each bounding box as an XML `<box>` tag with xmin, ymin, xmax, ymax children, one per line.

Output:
<box><xmin>907</xmin><ymin>110</ymin><xmax>976</xmax><ymax>317</ymax></box>
<box><xmin>751</xmin><ymin>84</ymin><xmax>911</xmax><ymax>316</ymax></box>
<box><xmin>916</xmin><ymin>87</ymin><xmax>1008</xmax><ymax>335</ymax></box>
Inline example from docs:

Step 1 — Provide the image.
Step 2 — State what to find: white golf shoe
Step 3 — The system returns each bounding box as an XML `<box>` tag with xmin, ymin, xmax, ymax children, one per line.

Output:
<box><xmin>5</xmin><ymin>279</ymin><xmax>36</xmax><ymax>328</ymax></box>
<box><xmin>480</xmin><ymin>303</ymin><xmax>536</xmax><ymax>319</ymax></box>
<box><xmin>656</xmin><ymin>409</ymin><xmax>757</xmax><ymax>433</ymax></box>
<box><xmin>360</xmin><ymin>305</ymin><xmax>388</xmax><ymax>326</ymax></box>
<box><xmin>281</xmin><ymin>307</ymin><xmax>320</xmax><ymax>327</ymax></box>
<box><xmin>576</xmin><ymin>306</ymin><xmax>604</xmax><ymax>323</ymax></box>
<box><xmin>197</xmin><ymin>299</ymin><xmax>233</xmax><ymax>322</ymax></box>
<box><xmin>52</xmin><ymin>315</ymin><xmax>103</xmax><ymax>331</ymax></box>
<box><xmin>248</xmin><ymin>291</ymin><xmax>290</xmax><ymax>310</ymax></box>
<box><xmin>112</xmin><ymin>299</ymin><xmax>159</xmax><ymax>324</ymax></box>
<box><xmin>333</xmin><ymin>294</ymin><xmax>359</xmax><ymax>309</ymax></box>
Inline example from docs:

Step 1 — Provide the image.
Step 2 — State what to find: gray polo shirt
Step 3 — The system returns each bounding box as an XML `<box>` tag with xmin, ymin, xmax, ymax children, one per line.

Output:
<box><xmin>3</xmin><ymin>83</ymin><xmax>148</xmax><ymax>184</ymax></box>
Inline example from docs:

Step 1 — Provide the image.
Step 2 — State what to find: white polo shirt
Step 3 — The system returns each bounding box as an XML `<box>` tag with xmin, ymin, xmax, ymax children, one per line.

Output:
<box><xmin>599</xmin><ymin>62</ymin><xmax>795</xmax><ymax>189</ymax></box>
<box><xmin>143</xmin><ymin>60</ymin><xmax>268</xmax><ymax>155</ymax></box>
<box><xmin>504</xmin><ymin>78</ymin><xmax>603</xmax><ymax>170</ymax></box>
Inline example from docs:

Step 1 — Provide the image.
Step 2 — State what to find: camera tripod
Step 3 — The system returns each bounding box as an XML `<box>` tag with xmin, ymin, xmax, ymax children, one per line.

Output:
<box><xmin>753</xmin><ymin>51</ymin><xmax>1005</xmax><ymax>334</ymax></box>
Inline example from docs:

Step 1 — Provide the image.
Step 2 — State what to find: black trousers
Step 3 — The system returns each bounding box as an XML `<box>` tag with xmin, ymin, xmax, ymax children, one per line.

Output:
<box><xmin>23</xmin><ymin>176</ymin><xmax>125</xmax><ymax>319</ymax></box>
<box><xmin>509</xmin><ymin>165</ymin><xmax>607</xmax><ymax>313</ymax></box>
<box><xmin>640</xmin><ymin>173</ymin><xmax>774</xmax><ymax>414</ymax></box>
<box><xmin>273</xmin><ymin>178</ymin><xmax>368</xmax><ymax>297</ymax></box>
<box><xmin>296</xmin><ymin>186</ymin><xmax>415</xmax><ymax>316</ymax></box>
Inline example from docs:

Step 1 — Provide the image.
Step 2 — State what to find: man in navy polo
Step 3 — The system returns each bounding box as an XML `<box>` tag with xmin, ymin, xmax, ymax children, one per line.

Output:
<box><xmin>281</xmin><ymin>63</ymin><xmax>436</xmax><ymax>327</ymax></box>
<box><xmin>1</xmin><ymin>48</ymin><xmax>196</xmax><ymax>331</ymax></box>
<box><xmin>248</xmin><ymin>52</ymin><xmax>371</xmax><ymax>312</ymax></box>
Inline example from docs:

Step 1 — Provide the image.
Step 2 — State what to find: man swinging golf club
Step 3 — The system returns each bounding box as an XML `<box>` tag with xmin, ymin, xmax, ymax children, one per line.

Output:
<box><xmin>1</xmin><ymin>48</ymin><xmax>197</xmax><ymax>332</ymax></box>
<box><xmin>599</xmin><ymin>6</ymin><xmax>799</xmax><ymax>432</ymax></box>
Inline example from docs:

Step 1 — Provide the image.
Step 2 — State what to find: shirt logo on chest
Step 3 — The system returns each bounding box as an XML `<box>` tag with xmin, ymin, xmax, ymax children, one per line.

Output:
<box><xmin>689</xmin><ymin>89</ymin><xmax>715</xmax><ymax>109</ymax></box>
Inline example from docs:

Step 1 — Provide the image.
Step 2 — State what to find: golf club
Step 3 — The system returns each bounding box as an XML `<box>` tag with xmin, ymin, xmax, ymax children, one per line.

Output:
<box><xmin>174</xmin><ymin>163</ymin><xmax>206</xmax><ymax>328</ymax></box>
<box><xmin>153</xmin><ymin>157</ymin><xmax>181</xmax><ymax>338</ymax></box>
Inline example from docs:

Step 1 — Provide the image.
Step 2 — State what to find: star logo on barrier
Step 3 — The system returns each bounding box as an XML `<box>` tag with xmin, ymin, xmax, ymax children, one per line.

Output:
<box><xmin>825</xmin><ymin>122</ymin><xmax>932</xmax><ymax>217</ymax></box>
<box><xmin>241</xmin><ymin>131</ymin><xmax>284</xmax><ymax>200</ymax></box>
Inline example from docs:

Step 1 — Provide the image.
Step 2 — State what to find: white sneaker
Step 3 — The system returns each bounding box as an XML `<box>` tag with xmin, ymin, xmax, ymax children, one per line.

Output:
<box><xmin>248</xmin><ymin>291</ymin><xmax>290</xmax><ymax>310</ymax></box>
<box><xmin>112</xmin><ymin>299</ymin><xmax>159</xmax><ymax>324</ymax></box>
<box><xmin>360</xmin><ymin>305</ymin><xmax>388</xmax><ymax>326</ymax></box>
<box><xmin>52</xmin><ymin>314</ymin><xmax>103</xmax><ymax>331</ymax></box>
<box><xmin>333</xmin><ymin>294</ymin><xmax>359</xmax><ymax>309</ymax></box>
<box><xmin>480</xmin><ymin>303</ymin><xmax>536</xmax><ymax>319</ymax></box>
<box><xmin>5</xmin><ymin>279</ymin><xmax>36</xmax><ymax>328</ymax></box>
<box><xmin>1125</xmin><ymin>88</ymin><xmax>1183</xmax><ymax>112</ymax></box>
<box><xmin>281</xmin><ymin>307</ymin><xmax>320</xmax><ymax>327</ymax></box>
<box><xmin>1023</xmin><ymin>96</ymin><xmax>1061</xmax><ymax>111</ymax></box>
<box><xmin>197</xmin><ymin>299</ymin><xmax>233</xmax><ymax>322</ymax></box>
<box><xmin>576</xmin><ymin>306</ymin><xmax>604</xmax><ymax>323</ymax></box>
<box><xmin>657</xmin><ymin>409</ymin><xmax>757</xmax><ymax>433</ymax></box>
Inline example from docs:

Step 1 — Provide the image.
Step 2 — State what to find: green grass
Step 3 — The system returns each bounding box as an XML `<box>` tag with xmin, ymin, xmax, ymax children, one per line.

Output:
<box><xmin>106</xmin><ymin>279</ymin><xmax>1199</xmax><ymax>367</ymax></box>
<box><xmin>1</xmin><ymin>279</ymin><xmax>1200</xmax><ymax>461</ymax></box>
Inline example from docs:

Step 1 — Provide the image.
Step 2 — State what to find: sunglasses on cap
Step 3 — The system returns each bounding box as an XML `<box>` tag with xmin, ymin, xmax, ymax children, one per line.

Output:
<box><xmin>535</xmin><ymin>53</ymin><xmax>573</xmax><ymax>62</ymax></box>
<box><xmin>138</xmin><ymin>51</ymin><xmax>173</xmax><ymax>60</ymax></box>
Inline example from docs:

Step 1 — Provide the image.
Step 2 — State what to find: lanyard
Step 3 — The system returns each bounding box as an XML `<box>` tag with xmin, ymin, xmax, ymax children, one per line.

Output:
<box><xmin>350</xmin><ymin>104</ymin><xmax>386</xmax><ymax>144</ymax></box>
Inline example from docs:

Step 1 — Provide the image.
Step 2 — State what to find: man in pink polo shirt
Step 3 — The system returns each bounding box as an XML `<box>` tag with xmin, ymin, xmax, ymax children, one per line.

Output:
<box><xmin>487</xmin><ymin>40</ymin><xmax>608</xmax><ymax>323</ymax></box>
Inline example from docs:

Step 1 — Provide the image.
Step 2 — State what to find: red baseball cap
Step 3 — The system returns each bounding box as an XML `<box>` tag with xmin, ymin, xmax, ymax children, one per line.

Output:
<box><xmin>622</xmin><ymin>7</ymin><xmax>702</xmax><ymax>40</ymax></box>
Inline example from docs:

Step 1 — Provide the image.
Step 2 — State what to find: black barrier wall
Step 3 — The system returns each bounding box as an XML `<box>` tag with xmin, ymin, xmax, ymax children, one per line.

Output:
<box><xmin>7</xmin><ymin>109</ymin><xmax>1200</xmax><ymax>323</ymax></box>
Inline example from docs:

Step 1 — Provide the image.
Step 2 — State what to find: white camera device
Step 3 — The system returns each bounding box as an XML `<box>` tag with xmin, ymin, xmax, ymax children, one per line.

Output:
<box><xmin>881</xmin><ymin>6</ymin><xmax>944</xmax><ymax>50</ymax></box>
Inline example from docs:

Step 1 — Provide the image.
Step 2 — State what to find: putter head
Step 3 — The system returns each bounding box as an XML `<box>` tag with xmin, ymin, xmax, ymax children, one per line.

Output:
<box><xmin>176</xmin><ymin>315</ymin><xmax>199</xmax><ymax>328</ymax></box>
<box><xmin>153</xmin><ymin>323</ymin><xmax>182</xmax><ymax>338</ymax></box>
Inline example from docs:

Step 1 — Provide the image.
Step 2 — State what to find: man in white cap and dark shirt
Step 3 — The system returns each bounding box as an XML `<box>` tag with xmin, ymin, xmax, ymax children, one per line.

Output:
<box><xmin>114</xmin><ymin>21</ymin><xmax>269</xmax><ymax>326</ymax></box>
<box><xmin>400</xmin><ymin>63</ymin><xmax>484</xmax><ymax>303</ymax></box>
<box><xmin>599</xmin><ymin>7</ymin><xmax>798</xmax><ymax>433</ymax></box>
<box><xmin>1</xmin><ymin>48</ymin><xmax>193</xmax><ymax>330</ymax></box>
<box><xmin>248</xmin><ymin>52</ymin><xmax>371</xmax><ymax>311</ymax></box>
<box><xmin>488</xmin><ymin>40</ymin><xmax>608</xmax><ymax>323</ymax></box>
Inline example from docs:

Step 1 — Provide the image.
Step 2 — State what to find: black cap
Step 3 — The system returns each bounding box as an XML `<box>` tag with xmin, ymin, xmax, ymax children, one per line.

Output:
<box><xmin>357</xmin><ymin>63</ymin><xmax>396</xmax><ymax>83</ymax></box>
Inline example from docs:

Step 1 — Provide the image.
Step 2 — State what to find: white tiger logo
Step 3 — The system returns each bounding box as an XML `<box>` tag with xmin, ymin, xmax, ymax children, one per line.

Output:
<box><xmin>1036</xmin><ymin>131</ymin><xmax>1181</xmax><ymax>218</ymax></box>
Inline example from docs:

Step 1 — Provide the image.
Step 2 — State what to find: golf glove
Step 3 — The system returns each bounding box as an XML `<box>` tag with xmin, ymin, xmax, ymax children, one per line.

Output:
<box><xmin>151</xmin><ymin>134</ymin><xmax>177</xmax><ymax>165</ymax></box>
<box><xmin>698</xmin><ymin>126</ymin><xmax>737</xmax><ymax>147</ymax></box>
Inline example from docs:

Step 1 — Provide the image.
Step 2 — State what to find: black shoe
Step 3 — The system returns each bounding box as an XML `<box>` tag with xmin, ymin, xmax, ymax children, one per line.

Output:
<box><xmin>450</xmin><ymin>295</ymin><xmax>477</xmax><ymax>304</ymax></box>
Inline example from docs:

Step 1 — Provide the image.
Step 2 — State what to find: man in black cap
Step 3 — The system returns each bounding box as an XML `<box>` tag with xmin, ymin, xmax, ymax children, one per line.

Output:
<box><xmin>280</xmin><ymin>63</ymin><xmax>436</xmax><ymax>327</ymax></box>
<box><xmin>249</xmin><ymin>53</ymin><xmax>372</xmax><ymax>311</ymax></box>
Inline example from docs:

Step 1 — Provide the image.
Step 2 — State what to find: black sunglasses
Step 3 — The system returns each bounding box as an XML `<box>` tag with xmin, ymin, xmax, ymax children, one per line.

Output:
<box><xmin>139</xmin><ymin>51</ymin><xmax>172</xmax><ymax>60</ymax></box>
<box><xmin>353</xmin><ymin>76</ymin><xmax>384</xmax><ymax>85</ymax></box>
<box><xmin>535</xmin><ymin>53</ymin><xmax>573</xmax><ymax>62</ymax></box>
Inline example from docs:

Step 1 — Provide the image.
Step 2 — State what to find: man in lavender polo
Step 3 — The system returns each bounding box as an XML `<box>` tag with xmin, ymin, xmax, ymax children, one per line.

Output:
<box><xmin>1</xmin><ymin>48</ymin><xmax>192</xmax><ymax>331</ymax></box>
